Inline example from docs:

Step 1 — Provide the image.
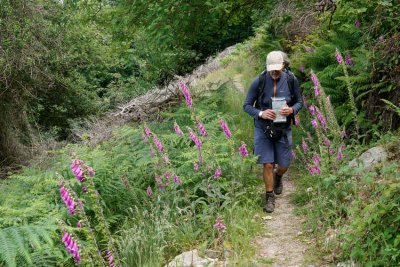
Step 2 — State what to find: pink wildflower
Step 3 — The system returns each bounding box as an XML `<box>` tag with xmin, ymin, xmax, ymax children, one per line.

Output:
<box><xmin>213</xmin><ymin>216</ymin><xmax>226</xmax><ymax>231</ymax></box>
<box><xmin>378</xmin><ymin>35</ymin><xmax>385</xmax><ymax>41</ymax></box>
<box><xmin>70</xmin><ymin>159</ymin><xmax>85</xmax><ymax>182</ymax></box>
<box><xmin>173</xmin><ymin>175</ymin><xmax>182</xmax><ymax>184</ymax></box>
<box><xmin>62</xmin><ymin>232</ymin><xmax>81</xmax><ymax>263</ymax></box>
<box><xmin>294</xmin><ymin>115</ymin><xmax>300</xmax><ymax>126</ymax></box>
<box><xmin>313</xmin><ymin>154</ymin><xmax>321</xmax><ymax>165</ymax></box>
<box><xmin>153</xmin><ymin>135</ymin><xmax>164</xmax><ymax>152</ymax></box>
<box><xmin>197</xmin><ymin>121</ymin><xmax>208</xmax><ymax>137</ymax></box>
<box><xmin>144</xmin><ymin>126</ymin><xmax>152</xmax><ymax>138</ymax></box>
<box><xmin>188</xmin><ymin>128</ymin><xmax>202</xmax><ymax>149</ymax></box>
<box><xmin>355</xmin><ymin>19</ymin><xmax>361</xmax><ymax>28</ymax></box>
<box><xmin>309</xmin><ymin>105</ymin><xmax>316</xmax><ymax>116</ymax></box>
<box><xmin>179</xmin><ymin>81</ymin><xmax>193</xmax><ymax>109</ymax></box>
<box><xmin>239</xmin><ymin>143</ymin><xmax>249</xmax><ymax>157</ymax></box>
<box><xmin>302</xmin><ymin>139</ymin><xmax>308</xmax><ymax>154</ymax></box>
<box><xmin>323</xmin><ymin>138</ymin><xmax>331</xmax><ymax>147</ymax></box>
<box><xmin>106</xmin><ymin>250</ymin><xmax>115</xmax><ymax>267</ymax></box>
<box><xmin>290</xmin><ymin>150</ymin><xmax>297</xmax><ymax>160</ymax></box>
<box><xmin>218</xmin><ymin>118</ymin><xmax>231</xmax><ymax>139</ymax></box>
<box><xmin>345</xmin><ymin>52</ymin><xmax>353</xmax><ymax>66</ymax></box>
<box><xmin>316</xmin><ymin>110</ymin><xmax>327</xmax><ymax>131</ymax></box>
<box><xmin>335</xmin><ymin>48</ymin><xmax>343</xmax><ymax>64</ymax></box>
<box><xmin>173</xmin><ymin>121</ymin><xmax>183</xmax><ymax>136</ymax></box>
<box><xmin>214</xmin><ymin>166</ymin><xmax>222</xmax><ymax>179</ymax></box>
<box><xmin>314</xmin><ymin>165</ymin><xmax>321</xmax><ymax>175</ymax></box>
<box><xmin>310</xmin><ymin>71</ymin><xmax>320</xmax><ymax>97</ymax></box>
<box><xmin>193</xmin><ymin>163</ymin><xmax>199</xmax><ymax>172</ymax></box>
<box><xmin>76</xmin><ymin>221</ymin><xmax>81</xmax><ymax>228</ymax></box>
<box><xmin>59</xmin><ymin>183</ymin><xmax>75</xmax><ymax>215</ymax></box>
<box><xmin>311</xmin><ymin>119</ymin><xmax>318</xmax><ymax>128</ymax></box>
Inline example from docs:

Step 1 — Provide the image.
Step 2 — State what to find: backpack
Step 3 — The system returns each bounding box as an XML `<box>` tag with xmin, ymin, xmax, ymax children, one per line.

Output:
<box><xmin>255</xmin><ymin>69</ymin><xmax>299</xmax><ymax>125</ymax></box>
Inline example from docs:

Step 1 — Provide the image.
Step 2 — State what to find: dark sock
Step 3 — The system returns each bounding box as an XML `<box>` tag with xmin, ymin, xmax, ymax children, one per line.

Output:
<box><xmin>266</xmin><ymin>191</ymin><xmax>273</xmax><ymax>194</ymax></box>
<box><xmin>276</xmin><ymin>173</ymin><xmax>283</xmax><ymax>179</ymax></box>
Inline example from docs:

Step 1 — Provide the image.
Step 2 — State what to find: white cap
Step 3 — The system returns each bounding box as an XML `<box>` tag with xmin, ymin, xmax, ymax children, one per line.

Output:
<box><xmin>266</xmin><ymin>51</ymin><xmax>284</xmax><ymax>71</ymax></box>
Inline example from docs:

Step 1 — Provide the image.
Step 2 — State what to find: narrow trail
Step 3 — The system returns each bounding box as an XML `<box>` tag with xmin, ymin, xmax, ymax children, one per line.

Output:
<box><xmin>253</xmin><ymin>171</ymin><xmax>309</xmax><ymax>266</ymax></box>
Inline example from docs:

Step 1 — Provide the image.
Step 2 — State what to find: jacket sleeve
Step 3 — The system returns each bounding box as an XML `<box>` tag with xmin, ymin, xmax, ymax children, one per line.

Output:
<box><xmin>243</xmin><ymin>77</ymin><xmax>262</xmax><ymax>120</ymax></box>
<box><xmin>291</xmin><ymin>76</ymin><xmax>303</xmax><ymax>115</ymax></box>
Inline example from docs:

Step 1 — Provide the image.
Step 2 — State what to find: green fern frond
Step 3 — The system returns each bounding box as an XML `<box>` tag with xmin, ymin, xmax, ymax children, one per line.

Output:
<box><xmin>381</xmin><ymin>99</ymin><xmax>400</xmax><ymax>116</ymax></box>
<box><xmin>0</xmin><ymin>224</ymin><xmax>57</xmax><ymax>266</ymax></box>
<box><xmin>0</xmin><ymin>230</ymin><xmax>17</xmax><ymax>267</ymax></box>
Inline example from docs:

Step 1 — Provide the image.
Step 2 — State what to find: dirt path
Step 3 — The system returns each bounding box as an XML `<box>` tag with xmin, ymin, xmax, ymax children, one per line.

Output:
<box><xmin>253</xmin><ymin>172</ymin><xmax>309</xmax><ymax>267</ymax></box>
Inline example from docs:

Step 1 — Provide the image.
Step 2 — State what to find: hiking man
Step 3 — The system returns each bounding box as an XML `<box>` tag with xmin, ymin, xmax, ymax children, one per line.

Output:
<box><xmin>243</xmin><ymin>51</ymin><xmax>303</xmax><ymax>213</ymax></box>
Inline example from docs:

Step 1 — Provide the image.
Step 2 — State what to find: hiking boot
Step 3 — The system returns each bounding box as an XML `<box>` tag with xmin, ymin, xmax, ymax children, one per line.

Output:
<box><xmin>264</xmin><ymin>192</ymin><xmax>275</xmax><ymax>213</ymax></box>
<box><xmin>274</xmin><ymin>172</ymin><xmax>283</xmax><ymax>195</ymax></box>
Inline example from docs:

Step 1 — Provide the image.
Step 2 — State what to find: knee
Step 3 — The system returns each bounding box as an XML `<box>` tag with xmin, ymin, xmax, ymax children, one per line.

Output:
<box><xmin>264</xmin><ymin>163</ymin><xmax>274</xmax><ymax>171</ymax></box>
<box><xmin>277</xmin><ymin>166</ymin><xmax>288</xmax><ymax>175</ymax></box>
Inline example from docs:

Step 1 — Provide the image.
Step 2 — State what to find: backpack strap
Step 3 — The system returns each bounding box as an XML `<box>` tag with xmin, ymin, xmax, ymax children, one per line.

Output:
<box><xmin>286</xmin><ymin>70</ymin><xmax>297</xmax><ymax>125</ymax></box>
<box><xmin>255</xmin><ymin>70</ymin><xmax>267</xmax><ymax>109</ymax></box>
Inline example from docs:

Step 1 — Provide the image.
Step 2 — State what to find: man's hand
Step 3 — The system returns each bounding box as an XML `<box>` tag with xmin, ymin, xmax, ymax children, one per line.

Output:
<box><xmin>260</xmin><ymin>109</ymin><xmax>276</xmax><ymax>120</ymax></box>
<box><xmin>280</xmin><ymin>105</ymin><xmax>293</xmax><ymax>117</ymax></box>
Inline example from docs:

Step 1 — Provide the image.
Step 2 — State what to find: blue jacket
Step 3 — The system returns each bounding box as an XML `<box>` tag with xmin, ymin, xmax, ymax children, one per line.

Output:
<box><xmin>243</xmin><ymin>71</ymin><xmax>303</xmax><ymax>129</ymax></box>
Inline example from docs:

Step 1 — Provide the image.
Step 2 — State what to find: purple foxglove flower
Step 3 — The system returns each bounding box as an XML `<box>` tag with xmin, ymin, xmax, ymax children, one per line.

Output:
<box><xmin>335</xmin><ymin>48</ymin><xmax>343</xmax><ymax>64</ymax></box>
<box><xmin>173</xmin><ymin>121</ymin><xmax>183</xmax><ymax>136</ymax></box>
<box><xmin>307</xmin><ymin>166</ymin><xmax>314</xmax><ymax>175</ymax></box>
<box><xmin>218</xmin><ymin>118</ymin><xmax>231</xmax><ymax>139</ymax></box>
<box><xmin>345</xmin><ymin>52</ymin><xmax>353</xmax><ymax>65</ymax></box>
<box><xmin>59</xmin><ymin>184</ymin><xmax>75</xmax><ymax>215</ymax></box>
<box><xmin>290</xmin><ymin>150</ymin><xmax>296</xmax><ymax>160</ymax></box>
<box><xmin>294</xmin><ymin>115</ymin><xmax>300</xmax><ymax>126</ymax></box>
<box><xmin>378</xmin><ymin>35</ymin><xmax>384</xmax><ymax>41</ymax></box>
<box><xmin>164</xmin><ymin>171</ymin><xmax>172</xmax><ymax>179</ymax></box>
<box><xmin>173</xmin><ymin>175</ymin><xmax>181</xmax><ymax>184</ymax></box>
<box><xmin>316</xmin><ymin>110</ymin><xmax>328</xmax><ymax>131</ymax></box>
<box><xmin>311</xmin><ymin>119</ymin><xmax>318</xmax><ymax>128</ymax></box>
<box><xmin>313</xmin><ymin>154</ymin><xmax>321</xmax><ymax>165</ymax></box>
<box><xmin>239</xmin><ymin>143</ymin><xmax>249</xmax><ymax>157</ymax></box>
<box><xmin>86</xmin><ymin>166</ymin><xmax>95</xmax><ymax>177</ymax></box>
<box><xmin>82</xmin><ymin>186</ymin><xmax>87</xmax><ymax>193</ymax></box>
<box><xmin>197</xmin><ymin>121</ymin><xmax>208</xmax><ymax>137</ymax></box>
<box><xmin>302</xmin><ymin>95</ymin><xmax>308</xmax><ymax>109</ymax></box>
<box><xmin>323</xmin><ymin>138</ymin><xmax>331</xmax><ymax>147</ymax></box>
<box><xmin>214</xmin><ymin>166</ymin><xmax>222</xmax><ymax>179</ymax></box>
<box><xmin>70</xmin><ymin>160</ymin><xmax>85</xmax><ymax>182</ymax></box>
<box><xmin>355</xmin><ymin>19</ymin><xmax>361</xmax><ymax>28</ymax></box>
<box><xmin>299</xmin><ymin>64</ymin><xmax>305</xmax><ymax>73</ymax></box>
<box><xmin>309</xmin><ymin>105</ymin><xmax>316</xmax><ymax>116</ymax></box>
<box><xmin>144</xmin><ymin>126</ymin><xmax>152</xmax><ymax>138</ymax></box>
<box><xmin>329</xmin><ymin>148</ymin><xmax>335</xmax><ymax>155</ymax></box>
<box><xmin>310</xmin><ymin>71</ymin><xmax>320</xmax><ymax>96</ymax></box>
<box><xmin>153</xmin><ymin>135</ymin><xmax>164</xmax><ymax>152</ymax></box>
<box><xmin>62</xmin><ymin>232</ymin><xmax>81</xmax><ymax>263</ymax></box>
<box><xmin>302</xmin><ymin>139</ymin><xmax>308</xmax><ymax>154</ymax></box>
<box><xmin>213</xmin><ymin>216</ymin><xmax>226</xmax><ymax>231</ymax></box>
<box><xmin>76</xmin><ymin>221</ymin><xmax>81</xmax><ymax>228</ymax></box>
<box><xmin>313</xmin><ymin>165</ymin><xmax>321</xmax><ymax>175</ymax></box>
<box><xmin>193</xmin><ymin>163</ymin><xmax>199</xmax><ymax>172</ymax></box>
<box><xmin>146</xmin><ymin>186</ymin><xmax>152</xmax><ymax>197</ymax></box>
<box><xmin>188</xmin><ymin>128</ymin><xmax>202</xmax><ymax>149</ymax></box>
<box><xmin>179</xmin><ymin>81</ymin><xmax>193</xmax><ymax>108</ymax></box>
<box><xmin>337</xmin><ymin>149</ymin><xmax>343</xmax><ymax>161</ymax></box>
<box><xmin>106</xmin><ymin>250</ymin><xmax>115</xmax><ymax>267</ymax></box>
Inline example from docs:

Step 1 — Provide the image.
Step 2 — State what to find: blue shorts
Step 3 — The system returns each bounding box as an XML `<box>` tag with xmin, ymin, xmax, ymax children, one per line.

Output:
<box><xmin>254</xmin><ymin>126</ymin><xmax>293</xmax><ymax>167</ymax></box>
